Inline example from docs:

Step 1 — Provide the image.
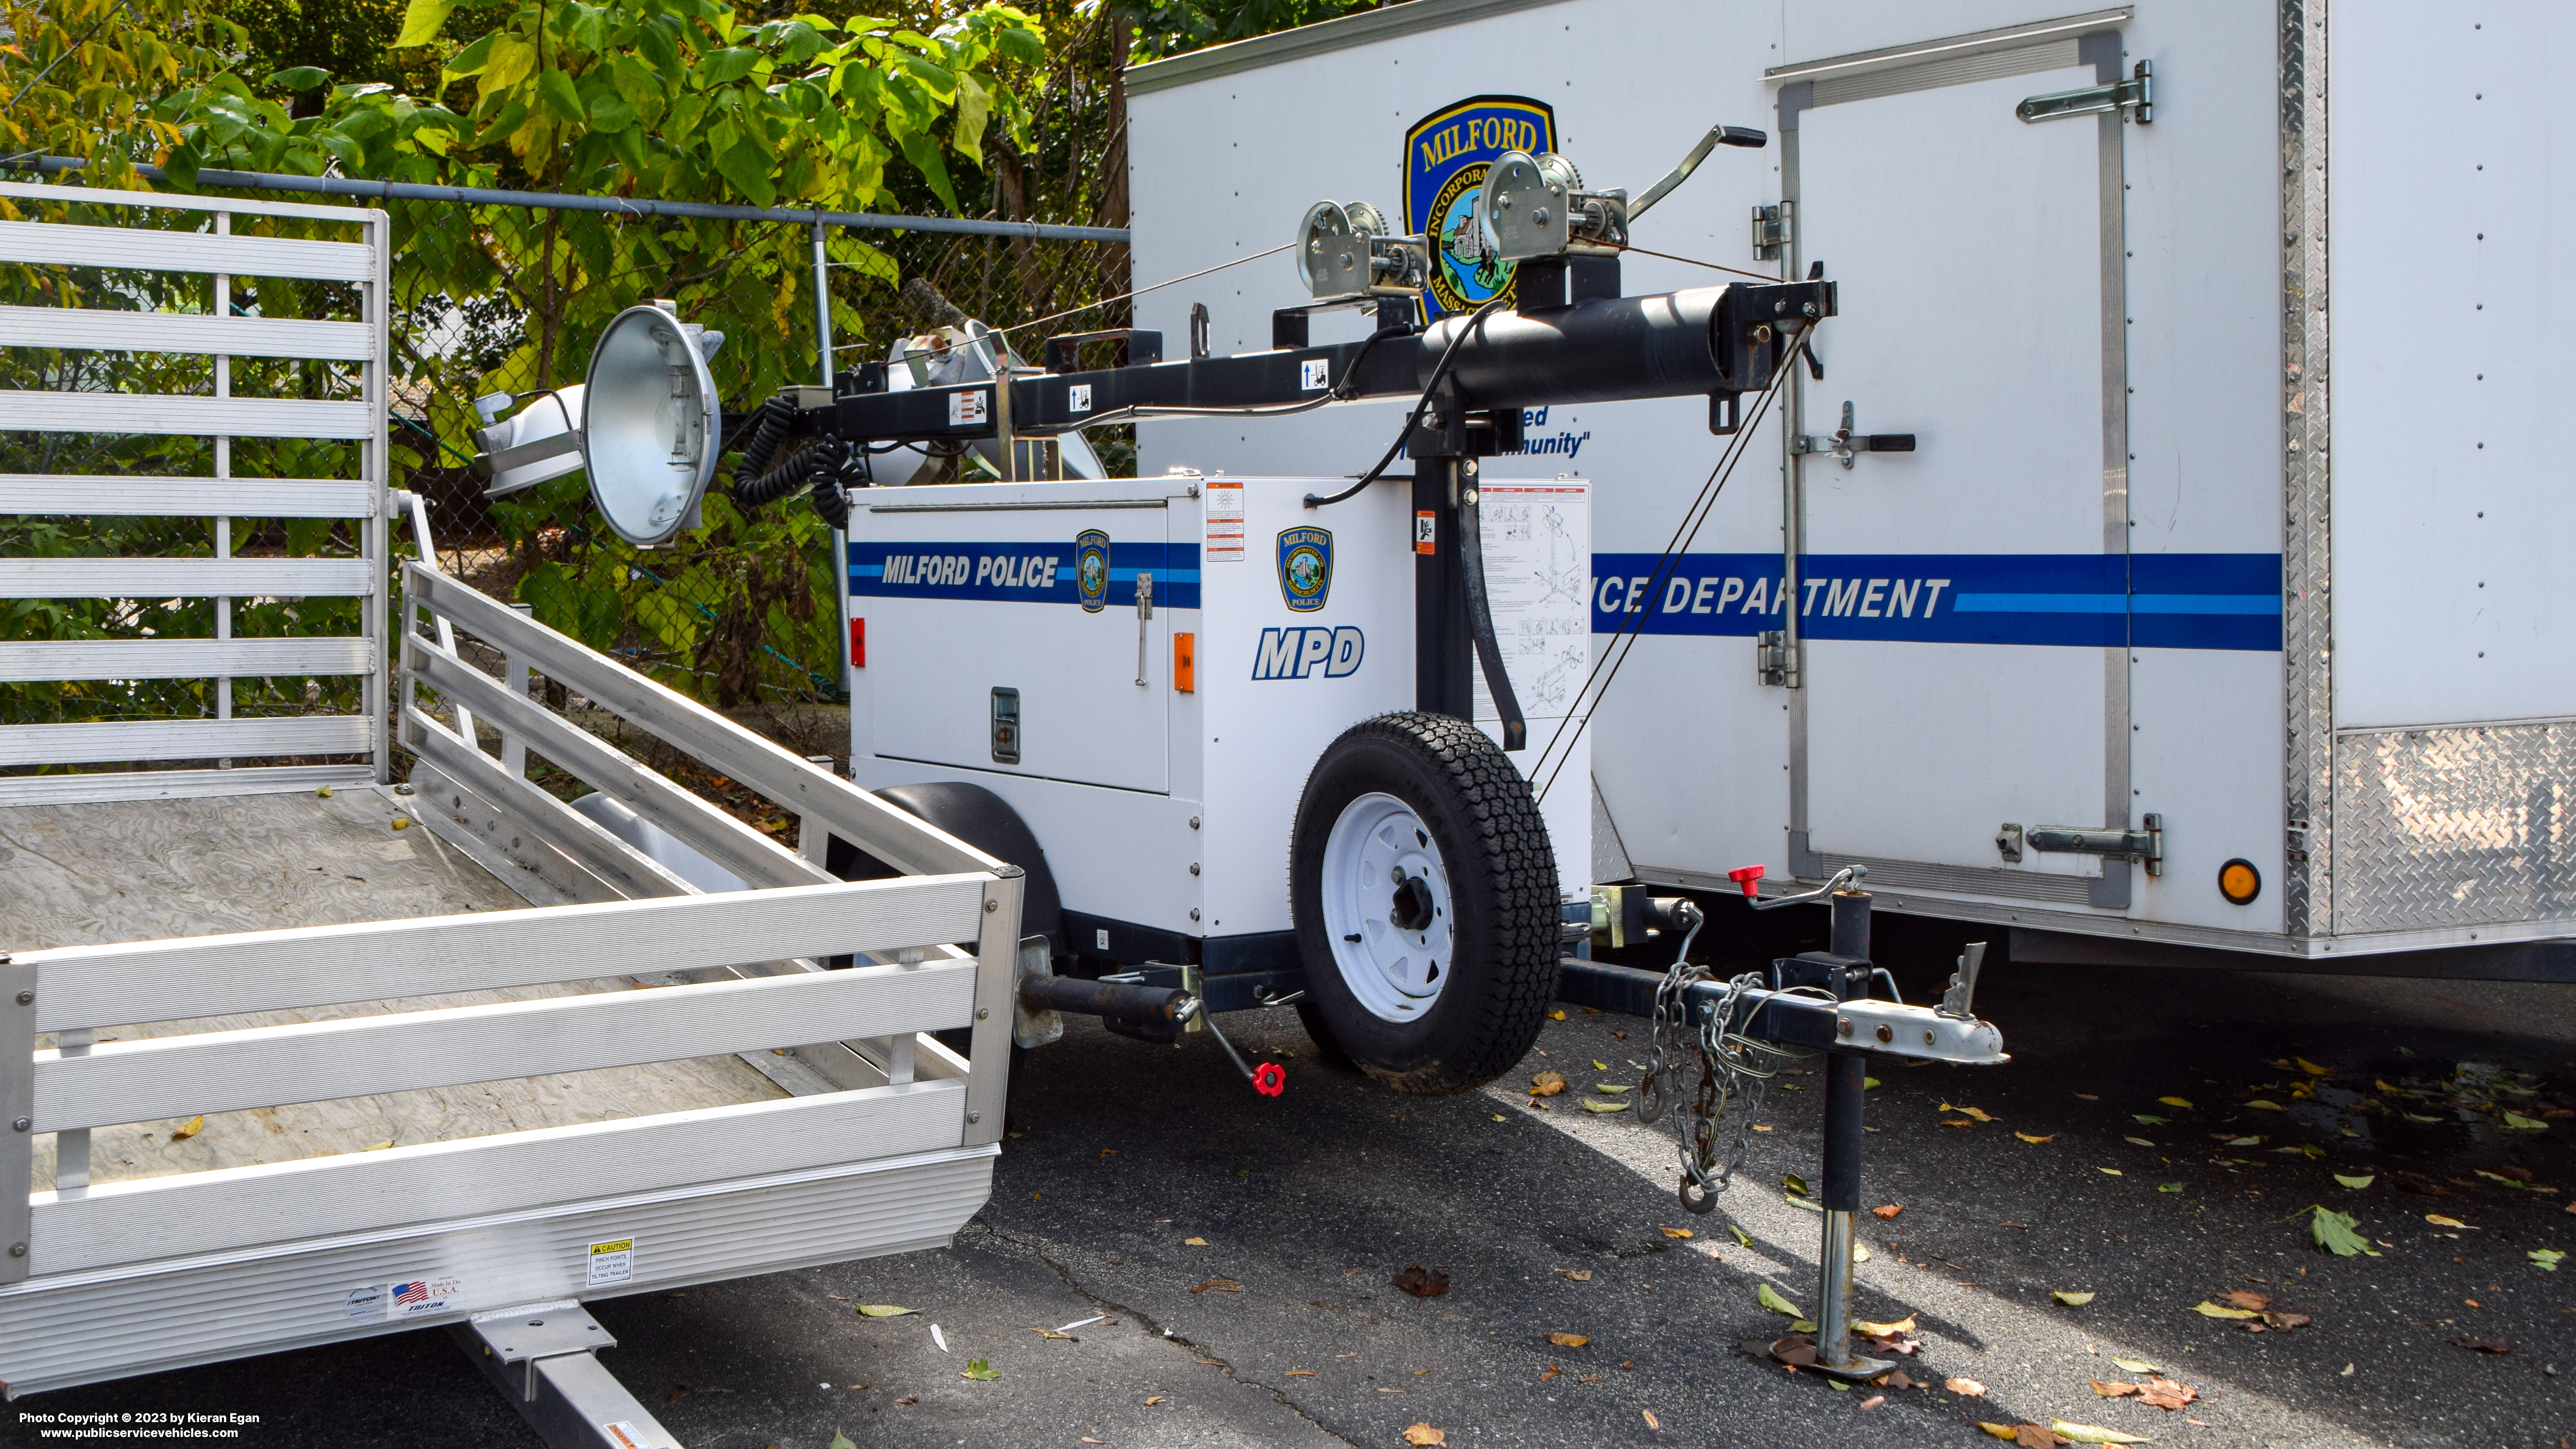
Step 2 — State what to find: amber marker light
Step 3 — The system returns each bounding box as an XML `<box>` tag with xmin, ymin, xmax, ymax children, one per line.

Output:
<box><xmin>2219</xmin><ymin>858</ymin><xmax>2261</xmax><ymax>905</ymax></box>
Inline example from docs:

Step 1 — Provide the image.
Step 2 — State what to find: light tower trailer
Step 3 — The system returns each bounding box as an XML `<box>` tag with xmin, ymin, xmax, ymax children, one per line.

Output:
<box><xmin>791</xmin><ymin>135</ymin><xmax>1840</xmax><ymax>1091</ymax></box>
<box><xmin>0</xmin><ymin>183</ymin><xmax>1025</xmax><ymax>1449</ymax></box>
<box><xmin>1122</xmin><ymin>1</ymin><xmax>2576</xmax><ymax>984</ymax></box>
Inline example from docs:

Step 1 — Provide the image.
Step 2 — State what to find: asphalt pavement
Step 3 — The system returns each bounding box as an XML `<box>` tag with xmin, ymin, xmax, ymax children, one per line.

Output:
<box><xmin>13</xmin><ymin>925</ymin><xmax>2575</xmax><ymax>1449</ymax></box>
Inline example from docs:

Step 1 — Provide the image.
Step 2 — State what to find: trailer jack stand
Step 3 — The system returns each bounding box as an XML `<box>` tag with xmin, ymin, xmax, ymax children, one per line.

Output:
<box><xmin>452</xmin><ymin>1302</ymin><xmax>680</xmax><ymax>1449</ymax></box>
<box><xmin>1188</xmin><ymin>1000</ymin><xmax>1288</xmax><ymax>1096</ymax></box>
<box><xmin>1553</xmin><ymin>872</ymin><xmax>2006</xmax><ymax>1386</ymax></box>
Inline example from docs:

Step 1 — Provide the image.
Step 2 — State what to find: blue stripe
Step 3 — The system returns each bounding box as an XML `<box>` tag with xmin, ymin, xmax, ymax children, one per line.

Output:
<box><xmin>1590</xmin><ymin>553</ymin><xmax>2282</xmax><ymax>651</ymax></box>
<box><xmin>848</xmin><ymin>540</ymin><xmax>1203</xmax><ymax>608</ymax></box>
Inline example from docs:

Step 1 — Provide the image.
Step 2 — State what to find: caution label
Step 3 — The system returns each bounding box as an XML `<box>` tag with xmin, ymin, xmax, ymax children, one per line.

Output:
<box><xmin>587</xmin><ymin>1237</ymin><xmax>635</xmax><ymax>1288</ymax></box>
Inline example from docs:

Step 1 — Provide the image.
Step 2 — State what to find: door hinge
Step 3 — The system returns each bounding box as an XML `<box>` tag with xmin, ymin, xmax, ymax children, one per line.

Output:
<box><xmin>1792</xmin><ymin>401</ymin><xmax>1916</xmax><ymax>470</ymax></box>
<box><xmin>1756</xmin><ymin>630</ymin><xmax>1799</xmax><ymax>689</ymax></box>
<box><xmin>2018</xmin><ymin>59</ymin><xmax>2153</xmax><ymax>125</ymax></box>
<box><xmin>2001</xmin><ymin>813</ymin><xmax>2163</xmax><ymax>876</ymax></box>
<box><xmin>1751</xmin><ymin>201</ymin><xmax>1793</xmax><ymax>262</ymax></box>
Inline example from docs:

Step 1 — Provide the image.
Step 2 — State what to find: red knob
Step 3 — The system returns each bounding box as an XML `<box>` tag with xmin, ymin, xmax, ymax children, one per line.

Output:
<box><xmin>1252</xmin><ymin>1062</ymin><xmax>1287</xmax><ymax>1097</ymax></box>
<box><xmin>1726</xmin><ymin>864</ymin><xmax>1766</xmax><ymax>900</ymax></box>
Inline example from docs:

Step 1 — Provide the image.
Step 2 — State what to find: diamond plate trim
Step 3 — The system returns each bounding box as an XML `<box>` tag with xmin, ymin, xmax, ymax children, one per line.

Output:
<box><xmin>2281</xmin><ymin>0</ymin><xmax>2334</xmax><ymax>938</ymax></box>
<box><xmin>2334</xmin><ymin>723</ymin><xmax>2576</xmax><ymax>933</ymax></box>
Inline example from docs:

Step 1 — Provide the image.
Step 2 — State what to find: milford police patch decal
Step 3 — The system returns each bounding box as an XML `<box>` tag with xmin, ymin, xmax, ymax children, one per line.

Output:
<box><xmin>1076</xmin><ymin>529</ymin><xmax>1110</xmax><ymax>612</ymax></box>
<box><xmin>1277</xmin><ymin>526</ymin><xmax>1332</xmax><ymax>612</ymax></box>
<box><xmin>1405</xmin><ymin>95</ymin><xmax>1557</xmax><ymax>319</ymax></box>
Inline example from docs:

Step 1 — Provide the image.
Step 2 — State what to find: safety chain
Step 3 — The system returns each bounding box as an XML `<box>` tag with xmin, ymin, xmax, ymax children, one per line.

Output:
<box><xmin>1636</xmin><ymin>918</ymin><xmax>1817</xmax><ymax>1214</ymax></box>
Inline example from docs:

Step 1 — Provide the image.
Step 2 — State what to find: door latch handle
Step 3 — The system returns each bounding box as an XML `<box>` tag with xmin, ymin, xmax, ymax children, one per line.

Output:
<box><xmin>1133</xmin><ymin>572</ymin><xmax>1154</xmax><ymax>686</ymax></box>
<box><xmin>1793</xmin><ymin>401</ymin><xmax>1915</xmax><ymax>469</ymax></box>
<box><xmin>2000</xmin><ymin>814</ymin><xmax>2163</xmax><ymax>876</ymax></box>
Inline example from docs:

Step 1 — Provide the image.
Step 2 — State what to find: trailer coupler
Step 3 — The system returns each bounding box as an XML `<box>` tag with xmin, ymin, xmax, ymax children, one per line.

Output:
<box><xmin>452</xmin><ymin>1302</ymin><xmax>679</xmax><ymax>1449</ymax></box>
<box><xmin>1555</xmin><ymin>874</ymin><xmax>2005</xmax><ymax>1382</ymax></box>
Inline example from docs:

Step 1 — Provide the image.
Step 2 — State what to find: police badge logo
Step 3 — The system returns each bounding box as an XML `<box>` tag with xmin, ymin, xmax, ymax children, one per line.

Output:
<box><xmin>1405</xmin><ymin>95</ymin><xmax>1558</xmax><ymax>319</ymax></box>
<box><xmin>1277</xmin><ymin>527</ymin><xmax>1332</xmax><ymax>613</ymax></box>
<box><xmin>1076</xmin><ymin>529</ymin><xmax>1110</xmax><ymax>612</ymax></box>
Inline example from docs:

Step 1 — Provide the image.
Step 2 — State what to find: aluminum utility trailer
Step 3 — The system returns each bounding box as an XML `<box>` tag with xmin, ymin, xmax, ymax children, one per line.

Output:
<box><xmin>0</xmin><ymin>183</ymin><xmax>1023</xmax><ymax>1447</ymax></box>
<box><xmin>1124</xmin><ymin>0</ymin><xmax>2576</xmax><ymax>981</ymax></box>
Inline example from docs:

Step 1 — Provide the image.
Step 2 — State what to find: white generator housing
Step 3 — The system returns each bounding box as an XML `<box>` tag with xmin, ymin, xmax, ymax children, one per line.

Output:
<box><xmin>1121</xmin><ymin>0</ymin><xmax>2576</xmax><ymax>974</ymax></box>
<box><xmin>847</xmin><ymin>474</ymin><xmax>1589</xmax><ymax>1001</ymax></box>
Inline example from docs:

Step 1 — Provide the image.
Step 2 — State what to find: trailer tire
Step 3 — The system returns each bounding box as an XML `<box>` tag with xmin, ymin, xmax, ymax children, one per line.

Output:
<box><xmin>1290</xmin><ymin>712</ymin><xmax>1559</xmax><ymax>1095</ymax></box>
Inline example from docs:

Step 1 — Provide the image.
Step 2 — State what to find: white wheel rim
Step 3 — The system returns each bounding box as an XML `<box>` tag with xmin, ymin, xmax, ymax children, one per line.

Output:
<box><xmin>1319</xmin><ymin>792</ymin><xmax>1455</xmax><ymax>1023</ymax></box>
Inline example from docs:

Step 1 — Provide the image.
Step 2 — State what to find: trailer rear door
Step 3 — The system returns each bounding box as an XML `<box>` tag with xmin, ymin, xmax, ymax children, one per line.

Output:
<box><xmin>1779</xmin><ymin>22</ymin><xmax>2138</xmax><ymax>908</ymax></box>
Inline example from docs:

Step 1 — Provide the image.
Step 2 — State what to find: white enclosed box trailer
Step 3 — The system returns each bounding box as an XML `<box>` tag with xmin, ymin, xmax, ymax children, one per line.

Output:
<box><xmin>1123</xmin><ymin>0</ymin><xmax>2576</xmax><ymax>977</ymax></box>
<box><xmin>0</xmin><ymin>184</ymin><xmax>1023</xmax><ymax>1444</ymax></box>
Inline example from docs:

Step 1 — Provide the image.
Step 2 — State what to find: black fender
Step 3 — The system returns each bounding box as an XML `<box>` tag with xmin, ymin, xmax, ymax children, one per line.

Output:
<box><xmin>823</xmin><ymin>782</ymin><xmax>1067</xmax><ymax>961</ymax></box>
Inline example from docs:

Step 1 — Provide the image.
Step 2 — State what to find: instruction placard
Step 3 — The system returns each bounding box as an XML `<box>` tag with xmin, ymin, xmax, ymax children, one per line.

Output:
<box><xmin>587</xmin><ymin>1236</ymin><xmax>636</xmax><ymax>1288</ymax></box>
<box><xmin>1470</xmin><ymin>482</ymin><xmax>1591</xmax><ymax>725</ymax></box>
<box><xmin>1204</xmin><ymin>480</ymin><xmax>1245</xmax><ymax>562</ymax></box>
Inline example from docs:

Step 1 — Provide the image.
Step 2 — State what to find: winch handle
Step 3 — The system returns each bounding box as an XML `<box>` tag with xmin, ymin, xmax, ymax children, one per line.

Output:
<box><xmin>1629</xmin><ymin>123</ymin><xmax>1768</xmax><ymax>224</ymax></box>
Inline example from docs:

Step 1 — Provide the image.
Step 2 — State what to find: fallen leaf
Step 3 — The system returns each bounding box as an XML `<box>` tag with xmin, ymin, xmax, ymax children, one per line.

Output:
<box><xmin>1789</xmin><ymin>1318</ymin><xmax>1818</xmax><ymax>1333</ymax></box>
<box><xmin>1492</xmin><ymin>1114</ymin><xmax>1506</xmax><ymax>1122</ymax></box>
<box><xmin>2134</xmin><ymin>1114</ymin><xmax>2170</xmax><ymax>1125</ymax></box>
<box><xmin>2503</xmin><ymin>1112</ymin><xmax>2548</xmax><ymax>1130</ymax></box>
<box><xmin>1193</xmin><ymin>1279</ymin><xmax>1242</xmax><ymax>1294</ymax></box>
<box><xmin>1978</xmin><ymin>1425</ymin><xmax>2019</xmax><ymax>1441</ymax></box>
<box><xmin>1782</xmin><ymin>1173</ymin><xmax>1810</xmax><ymax>1196</ymax></box>
<box><xmin>2157</xmin><ymin>1182</ymin><xmax>2184</xmax><ymax>1193</ymax></box>
<box><xmin>1730</xmin><ymin>1222</ymin><xmax>1753</xmax><ymax>1247</ymax></box>
<box><xmin>2136</xmin><ymin>1378</ymin><xmax>2197</xmax><ymax>1411</ymax></box>
<box><xmin>1546</xmin><ymin>1332</ymin><xmax>1591</xmax><ymax>1348</ymax></box>
<box><xmin>2403</xmin><ymin>1112</ymin><xmax>2442</xmax><ymax>1123</ymax></box>
<box><xmin>1751</xmin><ymin>1123</ymin><xmax>1775</xmax><ymax>1132</ymax></box>
<box><xmin>1026</xmin><ymin>1327</ymin><xmax>1075</xmax><ymax>1340</ymax></box>
<box><xmin>1392</xmin><ymin>1266</ymin><xmax>1449</xmax><ymax>1298</ymax></box>
<box><xmin>1580</xmin><ymin>1098</ymin><xmax>1631</xmax><ymax>1114</ymax></box>
<box><xmin>1592</xmin><ymin>1060</ymin><xmax>1608</xmax><ymax>1071</ymax></box>
<box><xmin>2451</xmin><ymin>1335</ymin><xmax>2510</xmax><ymax>1354</ymax></box>
<box><xmin>2017</xmin><ymin>1132</ymin><xmax>2054</xmax><ymax>1144</ymax></box>
<box><xmin>361</xmin><ymin>1139</ymin><xmax>394</xmax><ymax>1152</ymax></box>
<box><xmin>169</xmin><ymin>1116</ymin><xmax>205</xmax><ymax>1142</ymax></box>
<box><xmin>2091</xmin><ymin>1379</ymin><xmax>2139</xmax><ymax>1398</ymax></box>
<box><xmin>2109</xmin><ymin>1358</ymin><xmax>2160</xmax><ymax>1373</ymax></box>
<box><xmin>1872</xmin><ymin>1204</ymin><xmax>1903</xmax><ymax>1220</ymax></box>
<box><xmin>1592</xmin><ymin>1083</ymin><xmax>1632</xmax><ymax>1094</ymax></box>
<box><xmin>1939</xmin><ymin>1103</ymin><xmax>1996</xmax><ymax>1123</ymax></box>
<box><xmin>1757</xmin><ymin>1283</ymin><xmax>1804</xmax><ymax>1318</ymax></box>
<box><xmin>1403</xmin><ymin>1425</ymin><xmax>1448</xmax><ymax>1447</ymax></box>
<box><xmin>855</xmin><ymin>1305</ymin><xmax>917</xmax><ymax>1318</ymax></box>
<box><xmin>2334</xmin><ymin>1174</ymin><xmax>2375</xmax><ymax>1190</ymax></box>
<box><xmin>1539</xmin><ymin>1365</ymin><xmax>1560</xmax><ymax>1381</ymax></box>
<box><xmin>2124</xmin><ymin>1136</ymin><xmax>2156</xmax><ymax>1147</ymax></box>
<box><xmin>2223</xmin><ymin>1135</ymin><xmax>2262</xmax><ymax>1147</ymax></box>
<box><xmin>830</xmin><ymin>1433</ymin><xmax>857</xmax><ymax>1449</ymax></box>
<box><xmin>2097</xmin><ymin>1167</ymin><xmax>2124</xmax><ymax>1176</ymax></box>
<box><xmin>2530</xmin><ymin>1248</ymin><xmax>2564</xmax><ymax>1272</ymax></box>
<box><xmin>2054</xmin><ymin>1290</ymin><xmax>2097</xmax><ymax>1306</ymax></box>
<box><xmin>2245</xmin><ymin>1099</ymin><xmax>2285</xmax><ymax>1111</ymax></box>
<box><xmin>2222</xmin><ymin>1290</ymin><xmax>2271</xmax><ymax>1310</ymax></box>
<box><xmin>2294</xmin><ymin>1057</ymin><xmax>2332</xmax><ymax>1076</ymax></box>
<box><xmin>2052</xmin><ymin>1419</ymin><xmax>2148</xmax><ymax>1444</ymax></box>
<box><xmin>2260</xmin><ymin>1311</ymin><xmax>2311</xmax><ymax>1331</ymax></box>
<box><xmin>2426</xmin><ymin>1213</ymin><xmax>2471</xmax><ymax>1228</ymax></box>
<box><xmin>1530</xmin><ymin>1071</ymin><xmax>1567</xmax><ymax>1097</ymax></box>
<box><xmin>1943</xmin><ymin>1118</ymin><xmax>1977</xmax><ymax>1128</ymax></box>
<box><xmin>1641</xmin><ymin>1409</ymin><xmax>1661</xmax><ymax>1431</ymax></box>
<box><xmin>2158</xmin><ymin>1096</ymin><xmax>2194</xmax><ymax>1109</ymax></box>
<box><xmin>2311</xmin><ymin>1205</ymin><xmax>2378</xmax><ymax>1257</ymax></box>
<box><xmin>1852</xmin><ymin>1315</ymin><xmax>1916</xmax><ymax>1338</ymax></box>
<box><xmin>960</xmin><ymin>1358</ymin><xmax>999</xmax><ymax>1381</ymax></box>
<box><xmin>1947</xmin><ymin>1376</ymin><xmax>1989</xmax><ymax>1397</ymax></box>
<box><xmin>1284</xmin><ymin>1369</ymin><xmax>1316</xmax><ymax>1377</ymax></box>
<box><xmin>1144</xmin><ymin>1395</ymin><xmax>1166</xmax><ymax>1405</ymax></box>
<box><xmin>2192</xmin><ymin>1301</ymin><xmax>2260</xmax><ymax>1320</ymax></box>
<box><xmin>930</xmin><ymin>1324</ymin><xmax>949</xmax><ymax>1353</ymax></box>
<box><xmin>1859</xmin><ymin>1394</ymin><xmax>1886</xmax><ymax>1411</ymax></box>
<box><xmin>893</xmin><ymin>1397</ymin><xmax>916</xmax><ymax>1406</ymax></box>
<box><xmin>1547</xmin><ymin>1009</ymin><xmax>1567</xmax><ymax>1021</ymax></box>
<box><xmin>1786</xmin><ymin>1193</ymin><xmax>1825</xmax><ymax>1213</ymax></box>
<box><xmin>1185</xmin><ymin>1236</ymin><xmax>1209</xmax><ymax>1246</ymax></box>
<box><xmin>1865</xmin><ymin>1076</ymin><xmax>1883</xmax><ymax>1089</ymax></box>
<box><xmin>1558</xmin><ymin>1268</ymin><xmax>1593</xmax><ymax>1282</ymax></box>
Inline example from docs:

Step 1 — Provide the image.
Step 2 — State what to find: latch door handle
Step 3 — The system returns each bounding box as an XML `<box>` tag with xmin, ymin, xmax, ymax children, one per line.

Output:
<box><xmin>1999</xmin><ymin>814</ymin><xmax>2163</xmax><ymax>876</ymax></box>
<box><xmin>1793</xmin><ymin>401</ymin><xmax>1916</xmax><ymax>470</ymax></box>
<box><xmin>1133</xmin><ymin>572</ymin><xmax>1154</xmax><ymax>686</ymax></box>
